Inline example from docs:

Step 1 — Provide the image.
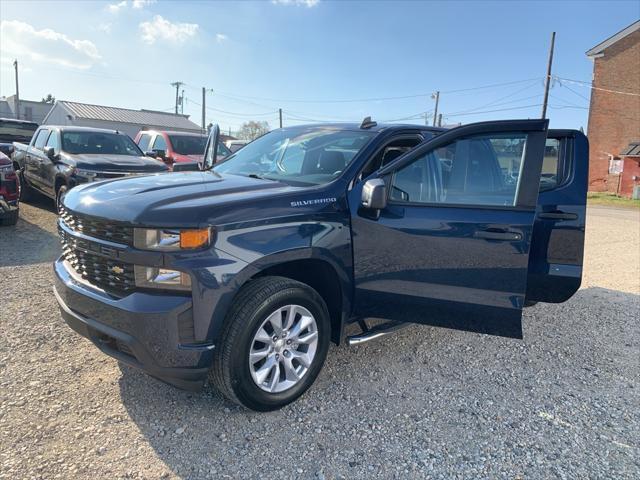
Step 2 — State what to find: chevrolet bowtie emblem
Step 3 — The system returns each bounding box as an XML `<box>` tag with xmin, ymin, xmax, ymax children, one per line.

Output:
<box><xmin>110</xmin><ymin>266</ymin><xmax>125</xmax><ymax>275</ymax></box>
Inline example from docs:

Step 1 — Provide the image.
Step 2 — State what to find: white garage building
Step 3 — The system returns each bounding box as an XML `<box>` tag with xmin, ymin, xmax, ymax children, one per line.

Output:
<box><xmin>42</xmin><ymin>101</ymin><xmax>202</xmax><ymax>139</ymax></box>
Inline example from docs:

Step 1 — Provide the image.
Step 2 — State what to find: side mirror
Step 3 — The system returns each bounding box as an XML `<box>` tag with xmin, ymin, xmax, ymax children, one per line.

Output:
<box><xmin>152</xmin><ymin>149</ymin><xmax>167</xmax><ymax>160</ymax></box>
<box><xmin>44</xmin><ymin>146</ymin><xmax>58</xmax><ymax>161</ymax></box>
<box><xmin>361</xmin><ymin>178</ymin><xmax>387</xmax><ymax>210</ymax></box>
<box><xmin>144</xmin><ymin>150</ymin><xmax>157</xmax><ymax>158</ymax></box>
<box><xmin>203</xmin><ymin>124</ymin><xmax>220</xmax><ymax>170</ymax></box>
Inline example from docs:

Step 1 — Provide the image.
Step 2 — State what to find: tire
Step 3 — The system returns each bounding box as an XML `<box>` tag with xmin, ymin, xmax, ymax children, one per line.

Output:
<box><xmin>18</xmin><ymin>170</ymin><xmax>33</xmax><ymax>202</ymax></box>
<box><xmin>0</xmin><ymin>209</ymin><xmax>19</xmax><ymax>226</ymax></box>
<box><xmin>55</xmin><ymin>184</ymin><xmax>68</xmax><ymax>213</ymax></box>
<box><xmin>210</xmin><ymin>276</ymin><xmax>331</xmax><ymax>411</ymax></box>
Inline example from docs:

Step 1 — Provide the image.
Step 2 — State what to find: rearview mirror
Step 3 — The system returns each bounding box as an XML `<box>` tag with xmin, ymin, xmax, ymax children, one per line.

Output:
<box><xmin>44</xmin><ymin>146</ymin><xmax>58</xmax><ymax>161</ymax></box>
<box><xmin>361</xmin><ymin>178</ymin><xmax>387</xmax><ymax>210</ymax></box>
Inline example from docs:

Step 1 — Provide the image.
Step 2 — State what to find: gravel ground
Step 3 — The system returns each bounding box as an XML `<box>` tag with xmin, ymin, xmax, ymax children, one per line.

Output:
<box><xmin>1</xmin><ymin>198</ymin><xmax>639</xmax><ymax>479</ymax></box>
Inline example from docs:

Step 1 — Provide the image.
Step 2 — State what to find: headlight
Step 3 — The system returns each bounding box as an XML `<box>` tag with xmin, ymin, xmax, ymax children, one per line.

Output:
<box><xmin>134</xmin><ymin>266</ymin><xmax>191</xmax><ymax>291</ymax></box>
<box><xmin>74</xmin><ymin>168</ymin><xmax>98</xmax><ymax>181</ymax></box>
<box><xmin>133</xmin><ymin>228</ymin><xmax>212</xmax><ymax>251</ymax></box>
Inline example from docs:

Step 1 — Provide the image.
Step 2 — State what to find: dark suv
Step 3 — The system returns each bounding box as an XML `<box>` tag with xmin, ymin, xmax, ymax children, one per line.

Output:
<box><xmin>54</xmin><ymin>119</ymin><xmax>587</xmax><ymax>411</ymax></box>
<box><xmin>13</xmin><ymin>126</ymin><xmax>168</xmax><ymax>209</ymax></box>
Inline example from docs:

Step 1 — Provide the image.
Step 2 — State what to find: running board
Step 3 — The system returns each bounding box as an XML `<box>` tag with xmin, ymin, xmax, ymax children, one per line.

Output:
<box><xmin>346</xmin><ymin>321</ymin><xmax>410</xmax><ymax>346</ymax></box>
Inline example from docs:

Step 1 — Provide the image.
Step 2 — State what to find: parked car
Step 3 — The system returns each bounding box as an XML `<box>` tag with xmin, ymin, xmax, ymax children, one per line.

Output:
<box><xmin>13</xmin><ymin>126</ymin><xmax>168</xmax><ymax>210</ymax></box>
<box><xmin>0</xmin><ymin>117</ymin><xmax>39</xmax><ymax>158</ymax></box>
<box><xmin>225</xmin><ymin>139</ymin><xmax>248</xmax><ymax>153</ymax></box>
<box><xmin>54</xmin><ymin>119</ymin><xmax>588</xmax><ymax>411</ymax></box>
<box><xmin>0</xmin><ymin>151</ymin><xmax>19</xmax><ymax>225</ymax></box>
<box><xmin>134</xmin><ymin>130</ymin><xmax>231</xmax><ymax>170</ymax></box>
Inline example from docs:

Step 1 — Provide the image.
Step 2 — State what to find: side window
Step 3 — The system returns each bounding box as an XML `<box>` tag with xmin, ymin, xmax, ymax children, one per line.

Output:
<box><xmin>152</xmin><ymin>135</ymin><xmax>167</xmax><ymax>151</ymax></box>
<box><xmin>390</xmin><ymin>133</ymin><xmax>528</xmax><ymax>207</ymax></box>
<box><xmin>33</xmin><ymin>129</ymin><xmax>50</xmax><ymax>150</ymax></box>
<box><xmin>45</xmin><ymin>131</ymin><xmax>60</xmax><ymax>152</ymax></box>
<box><xmin>138</xmin><ymin>133</ymin><xmax>152</xmax><ymax>151</ymax></box>
<box><xmin>540</xmin><ymin>138</ymin><xmax>560</xmax><ymax>191</ymax></box>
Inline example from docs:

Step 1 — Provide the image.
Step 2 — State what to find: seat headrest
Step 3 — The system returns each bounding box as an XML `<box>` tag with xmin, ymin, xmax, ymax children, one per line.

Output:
<box><xmin>318</xmin><ymin>150</ymin><xmax>345</xmax><ymax>174</ymax></box>
<box><xmin>381</xmin><ymin>148</ymin><xmax>404</xmax><ymax>166</ymax></box>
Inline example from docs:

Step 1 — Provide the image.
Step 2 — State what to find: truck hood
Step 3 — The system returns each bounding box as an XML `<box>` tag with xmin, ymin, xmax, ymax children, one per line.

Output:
<box><xmin>65</xmin><ymin>153</ymin><xmax>168</xmax><ymax>172</ymax></box>
<box><xmin>62</xmin><ymin>171</ymin><xmax>300</xmax><ymax>226</ymax></box>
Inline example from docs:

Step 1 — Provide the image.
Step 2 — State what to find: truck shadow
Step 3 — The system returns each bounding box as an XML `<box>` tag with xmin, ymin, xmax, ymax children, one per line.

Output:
<box><xmin>0</xmin><ymin>198</ymin><xmax>60</xmax><ymax>267</ymax></box>
<box><xmin>117</xmin><ymin>286</ymin><xmax>639</xmax><ymax>479</ymax></box>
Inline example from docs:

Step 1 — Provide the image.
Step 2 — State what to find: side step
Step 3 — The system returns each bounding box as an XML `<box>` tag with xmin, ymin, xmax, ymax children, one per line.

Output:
<box><xmin>346</xmin><ymin>320</ymin><xmax>410</xmax><ymax>346</ymax></box>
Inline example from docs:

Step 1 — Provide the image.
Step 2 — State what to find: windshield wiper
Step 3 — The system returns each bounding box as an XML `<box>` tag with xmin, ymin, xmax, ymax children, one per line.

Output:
<box><xmin>246</xmin><ymin>173</ymin><xmax>277</xmax><ymax>181</ymax></box>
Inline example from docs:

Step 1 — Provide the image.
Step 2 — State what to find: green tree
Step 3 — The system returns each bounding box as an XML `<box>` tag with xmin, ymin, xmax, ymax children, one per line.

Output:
<box><xmin>41</xmin><ymin>94</ymin><xmax>56</xmax><ymax>104</ymax></box>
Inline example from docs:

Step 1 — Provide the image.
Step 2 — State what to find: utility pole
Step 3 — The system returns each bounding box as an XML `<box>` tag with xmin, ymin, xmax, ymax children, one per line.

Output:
<box><xmin>279</xmin><ymin>108</ymin><xmax>283</xmax><ymax>129</ymax></box>
<box><xmin>541</xmin><ymin>31</ymin><xmax>556</xmax><ymax>119</ymax></box>
<box><xmin>13</xmin><ymin>59</ymin><xmax>20</xmax><ymax>120</ymax></box>
<box><xmin>180</xmin><ymin>89</ymin><xmax>185</xmax><ymax>115</ymax></box>
<box><xmin>437</xmin><ymin>113</ymin><xmax>442</xmax><ymax>127</ymax></box>
<box><xmin>201</xmin><ymin>87</ymin><xmax>206</xmax><ymax>130</ymax></box>
<box><xmin>170</xmin><ymin>81</ymin><xmax>184</xmax><ymax>114</ymax></box>
<box><xmin>432</xmin><ymin>91</ymin><xmax>440</xmax><ymax>127</ymax></box>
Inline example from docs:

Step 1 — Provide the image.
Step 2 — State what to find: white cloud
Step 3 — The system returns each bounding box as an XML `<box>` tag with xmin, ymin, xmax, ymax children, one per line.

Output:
<box><xmin>132</xmin><ymin>0</ymin><xmax>156</xmax><ymax>9</ymax></box>
<box><xmin>0</xmin><ymin>20</ymin><xmax>101</xmax><ymax>69</ymax></box>
<box><xmin>216</xmin><ymin>33</ymin><xmax>228</xmax><ymax>43</ymax></box>
<box><xmin>139</xmin><ymin>15</ymin><xmax>199</xmax><ymax>45</ymax></box>
<box><xmin>107</xmin><ymin>1</ymin><xmax>127</xmax><ymax>13</ymax></box>
<box><xmin>272</xmin><ymin>0</ymin><xmax>320</xmax><ymax>7</ymax></box>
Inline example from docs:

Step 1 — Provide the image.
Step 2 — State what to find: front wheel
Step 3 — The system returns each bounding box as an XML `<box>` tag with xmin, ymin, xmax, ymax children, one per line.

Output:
<box><xmin>55</xmin><ymin>184</ymin><xmax>68</xmax><ymax>213</ymax></box>
<box><xmin>210</xmin><ymin>276</ymin><xmax>331</xmax><ymax>411</ymax></box>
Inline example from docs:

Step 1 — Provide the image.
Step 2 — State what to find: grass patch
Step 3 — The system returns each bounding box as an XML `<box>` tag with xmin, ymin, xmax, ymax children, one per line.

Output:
<box><xmin>587</xmin><ymin>192</ymin><xmax>640</xmax><ymax>209</ymax></box>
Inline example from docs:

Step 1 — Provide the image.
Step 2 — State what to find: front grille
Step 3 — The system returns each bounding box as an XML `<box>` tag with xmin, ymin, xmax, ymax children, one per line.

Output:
<box><xmin>59</xmin><ymin>205</ymin><xmax>133</xmax><ymax>245</ymax></box>
<box><xmin>60</xmin><ymin>229</ymin><xmax>135</xmax><ymax>295</ymax></box>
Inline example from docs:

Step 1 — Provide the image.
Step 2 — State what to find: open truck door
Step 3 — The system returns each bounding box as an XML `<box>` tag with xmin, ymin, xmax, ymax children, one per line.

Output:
<box><xmin>525</xmin><ymin>129</ymin><xmax>589</xmax><ymax>303</ymax></box>
<box><xmin>349</xmin><ymin>119</ymin><xmax>561</xmax><ymax>339</ymax></box>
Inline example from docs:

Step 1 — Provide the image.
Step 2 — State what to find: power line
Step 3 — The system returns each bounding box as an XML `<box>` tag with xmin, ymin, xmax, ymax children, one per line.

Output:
<box><xmin>554</xmin><ymin>76</ymin><xmax>640</xmax><ymax>97</ymax></box>
<box><xmin>445</xmin><ymin>103</ymin><xmax>543</xmax><ymax>118</ymax></box>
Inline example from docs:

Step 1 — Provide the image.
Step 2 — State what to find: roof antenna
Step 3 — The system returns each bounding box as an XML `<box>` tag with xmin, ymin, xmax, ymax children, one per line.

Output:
<box><xmin>360</xmin><ymin>116</ymin><xmax>377</xmax><ymax>129</ymax></box>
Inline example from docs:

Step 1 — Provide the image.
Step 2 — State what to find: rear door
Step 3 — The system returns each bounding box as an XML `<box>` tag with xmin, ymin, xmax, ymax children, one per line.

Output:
<box><xmin>349</xmin><ymin>120</ymin><xmax>548</xmax><ymax>339</ymax></box>
<box><xmin>526</xmin><ymin>130</ymin><xmax>588</xmax><ymax>303</ymax></box>
<box><xmin>25</xmin><ymin>128</ymin><xmax>49</xmax><ymax>192</ymax></box>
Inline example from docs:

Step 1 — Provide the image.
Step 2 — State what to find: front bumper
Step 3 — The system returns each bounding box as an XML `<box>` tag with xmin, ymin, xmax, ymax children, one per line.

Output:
<box><xmin>54</xmin><ymin>259</ymin><xmax>213</xmax><ymax>390</ymax></box>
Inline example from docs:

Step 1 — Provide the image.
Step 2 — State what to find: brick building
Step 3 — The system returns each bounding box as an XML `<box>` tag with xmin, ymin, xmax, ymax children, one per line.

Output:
<box><xmin>586</xmin><ymin>20</ymin><xmax>640</xmax><ymax>198</ymax></box>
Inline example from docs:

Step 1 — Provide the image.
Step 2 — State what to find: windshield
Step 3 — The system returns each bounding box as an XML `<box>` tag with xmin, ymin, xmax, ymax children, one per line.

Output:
<box><xmin>213</xmin><ymin>127</ymin><xmax>375</xmax><ymax>185</ymax></box>
<box><xmin>0</xmin><ymin>120</ymin><xmax>38</xmax><ymax>142</ymax></box>
<box><xmin>61</xmin><ymin>131</ymin><xmax>143</xmax><ymax>156</ymax></box>
<box><xmin>169</xmin><ymin>134</ymin><xmax>207</xmax><ymax>155</ymax></box>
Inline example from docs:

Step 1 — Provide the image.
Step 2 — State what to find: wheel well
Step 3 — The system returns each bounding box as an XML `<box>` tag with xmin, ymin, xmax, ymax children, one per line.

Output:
<box><xmin>55</xmin><ymin>176</ymin><xmax>66</xmax><ymax>194</ymax></box>
<box><xmin>253</xmin><ymin>259</ymin><xmax>344</xmax><ymax>344</ymax></box>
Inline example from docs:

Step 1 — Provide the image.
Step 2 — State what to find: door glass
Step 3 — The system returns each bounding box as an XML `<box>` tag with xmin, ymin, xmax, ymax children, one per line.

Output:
<box><xmin>138</xmin><ymin>133</ymin><xmax>152</xmax><ymax>151</ymax></box>
<box><xmin>34</xmin><ymin>129</ymin><xmax>49</xmax><ymax>150</ymax></box>
<box><xmin>540</xmin><ymin>138</ymin><xmax>560</xmax><ymax>191</ymax></box>
<box><xmin>390</xmin><ymin>133</ymin><xmax>528</xmax><ymax>207</ymax></box>
<box><xmin>152</xmin><ymin>135</ymin><xmax>167</xmax><ymax>151</ymax></box>
<box><xmin>45</xmin><ymin>131</ymin><xmax>59</xmax><ymax>152</ymax></box>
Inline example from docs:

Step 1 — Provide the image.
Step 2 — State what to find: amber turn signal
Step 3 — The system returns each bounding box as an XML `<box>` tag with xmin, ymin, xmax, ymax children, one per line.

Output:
<box><xmin>180</xmin><ymin>228</ymin><xmax>211</xmax><ymax>249</ymax></box>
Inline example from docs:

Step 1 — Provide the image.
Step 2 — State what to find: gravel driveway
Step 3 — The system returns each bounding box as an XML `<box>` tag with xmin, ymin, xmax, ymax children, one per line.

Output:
<box><xmin>1</xmin><ymin>199</ymin><xmax>639</xmax><ymax>479</ymax></box>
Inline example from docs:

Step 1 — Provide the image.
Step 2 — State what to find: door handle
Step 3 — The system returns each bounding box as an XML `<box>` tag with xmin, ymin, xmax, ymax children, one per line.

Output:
<box><xmin>474</xmin><ymin>230</ymin><xmax>522</xmax><ymax>241</ymax></box>
<box><xmin>538</xmin><ymin>211</ymin><xmax>578</xmax><ymax>221</ymax></box>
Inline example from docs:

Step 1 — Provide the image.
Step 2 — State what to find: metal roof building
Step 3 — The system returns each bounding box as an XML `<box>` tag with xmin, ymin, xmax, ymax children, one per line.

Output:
<box><xmin>42</xmin><ymin>100</ymin><xmax>202</xmax><ymax>139</ymax></box>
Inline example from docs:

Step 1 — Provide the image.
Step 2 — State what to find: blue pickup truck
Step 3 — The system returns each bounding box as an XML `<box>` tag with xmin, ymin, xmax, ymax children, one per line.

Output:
<box><xmin>54</xmin><ymin>118</ymin><xmax>587</xmax><ymax>411</ymax></box>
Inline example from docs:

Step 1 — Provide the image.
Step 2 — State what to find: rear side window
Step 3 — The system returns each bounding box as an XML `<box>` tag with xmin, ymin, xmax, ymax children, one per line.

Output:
<box><xmin>33</xmin><ymin>129</ymin><xmax>49</xmax><ymax>150</ymax></box>
<box><xmin>390</xmin><ymin>133</ymin><xmax>528</xmax><ymax>207</ymax></box>
<box><xmin>540</xmin><ymin>138</ymin><xmax>561</xmax><ymax>191</ymax></box>
<box><xmin>138</xmin><ymin>133</ymin><xmax>152</xmax><ymax>151</ymax></box>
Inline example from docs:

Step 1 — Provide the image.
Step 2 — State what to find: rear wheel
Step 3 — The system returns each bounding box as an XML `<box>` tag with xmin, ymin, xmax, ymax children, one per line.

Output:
<box><xmin>0</xmin><ymin>209</ymin><xmax>18</xmax><ymax>226</ymax></box>
<box><xmin>210</xmin><ymin>276</ymin><xmax>331</xmax><ymax>411</ymax></box>
<box><xmin>18</xmin><ymin>169</ymin><xmax>33</xmax><ymax>202</ymax></box>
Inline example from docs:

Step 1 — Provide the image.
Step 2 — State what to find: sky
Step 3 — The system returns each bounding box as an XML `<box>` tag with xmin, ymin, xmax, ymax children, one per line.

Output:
<box><xmin>0</xmin><ymin>0</ymin><xmax>638</xmax><ymax>134</ymax></box>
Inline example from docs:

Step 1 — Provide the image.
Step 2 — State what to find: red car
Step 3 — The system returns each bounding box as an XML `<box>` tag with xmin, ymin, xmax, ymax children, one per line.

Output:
<box><xmin>0</xmin><ymin>151</ymin><xmax>19</xmax><ymax>226</ymax></box>
<box><xmin>134</xmin><ymin>130</ymin><xmax>231</xmax><ymax>170</ymax></box>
